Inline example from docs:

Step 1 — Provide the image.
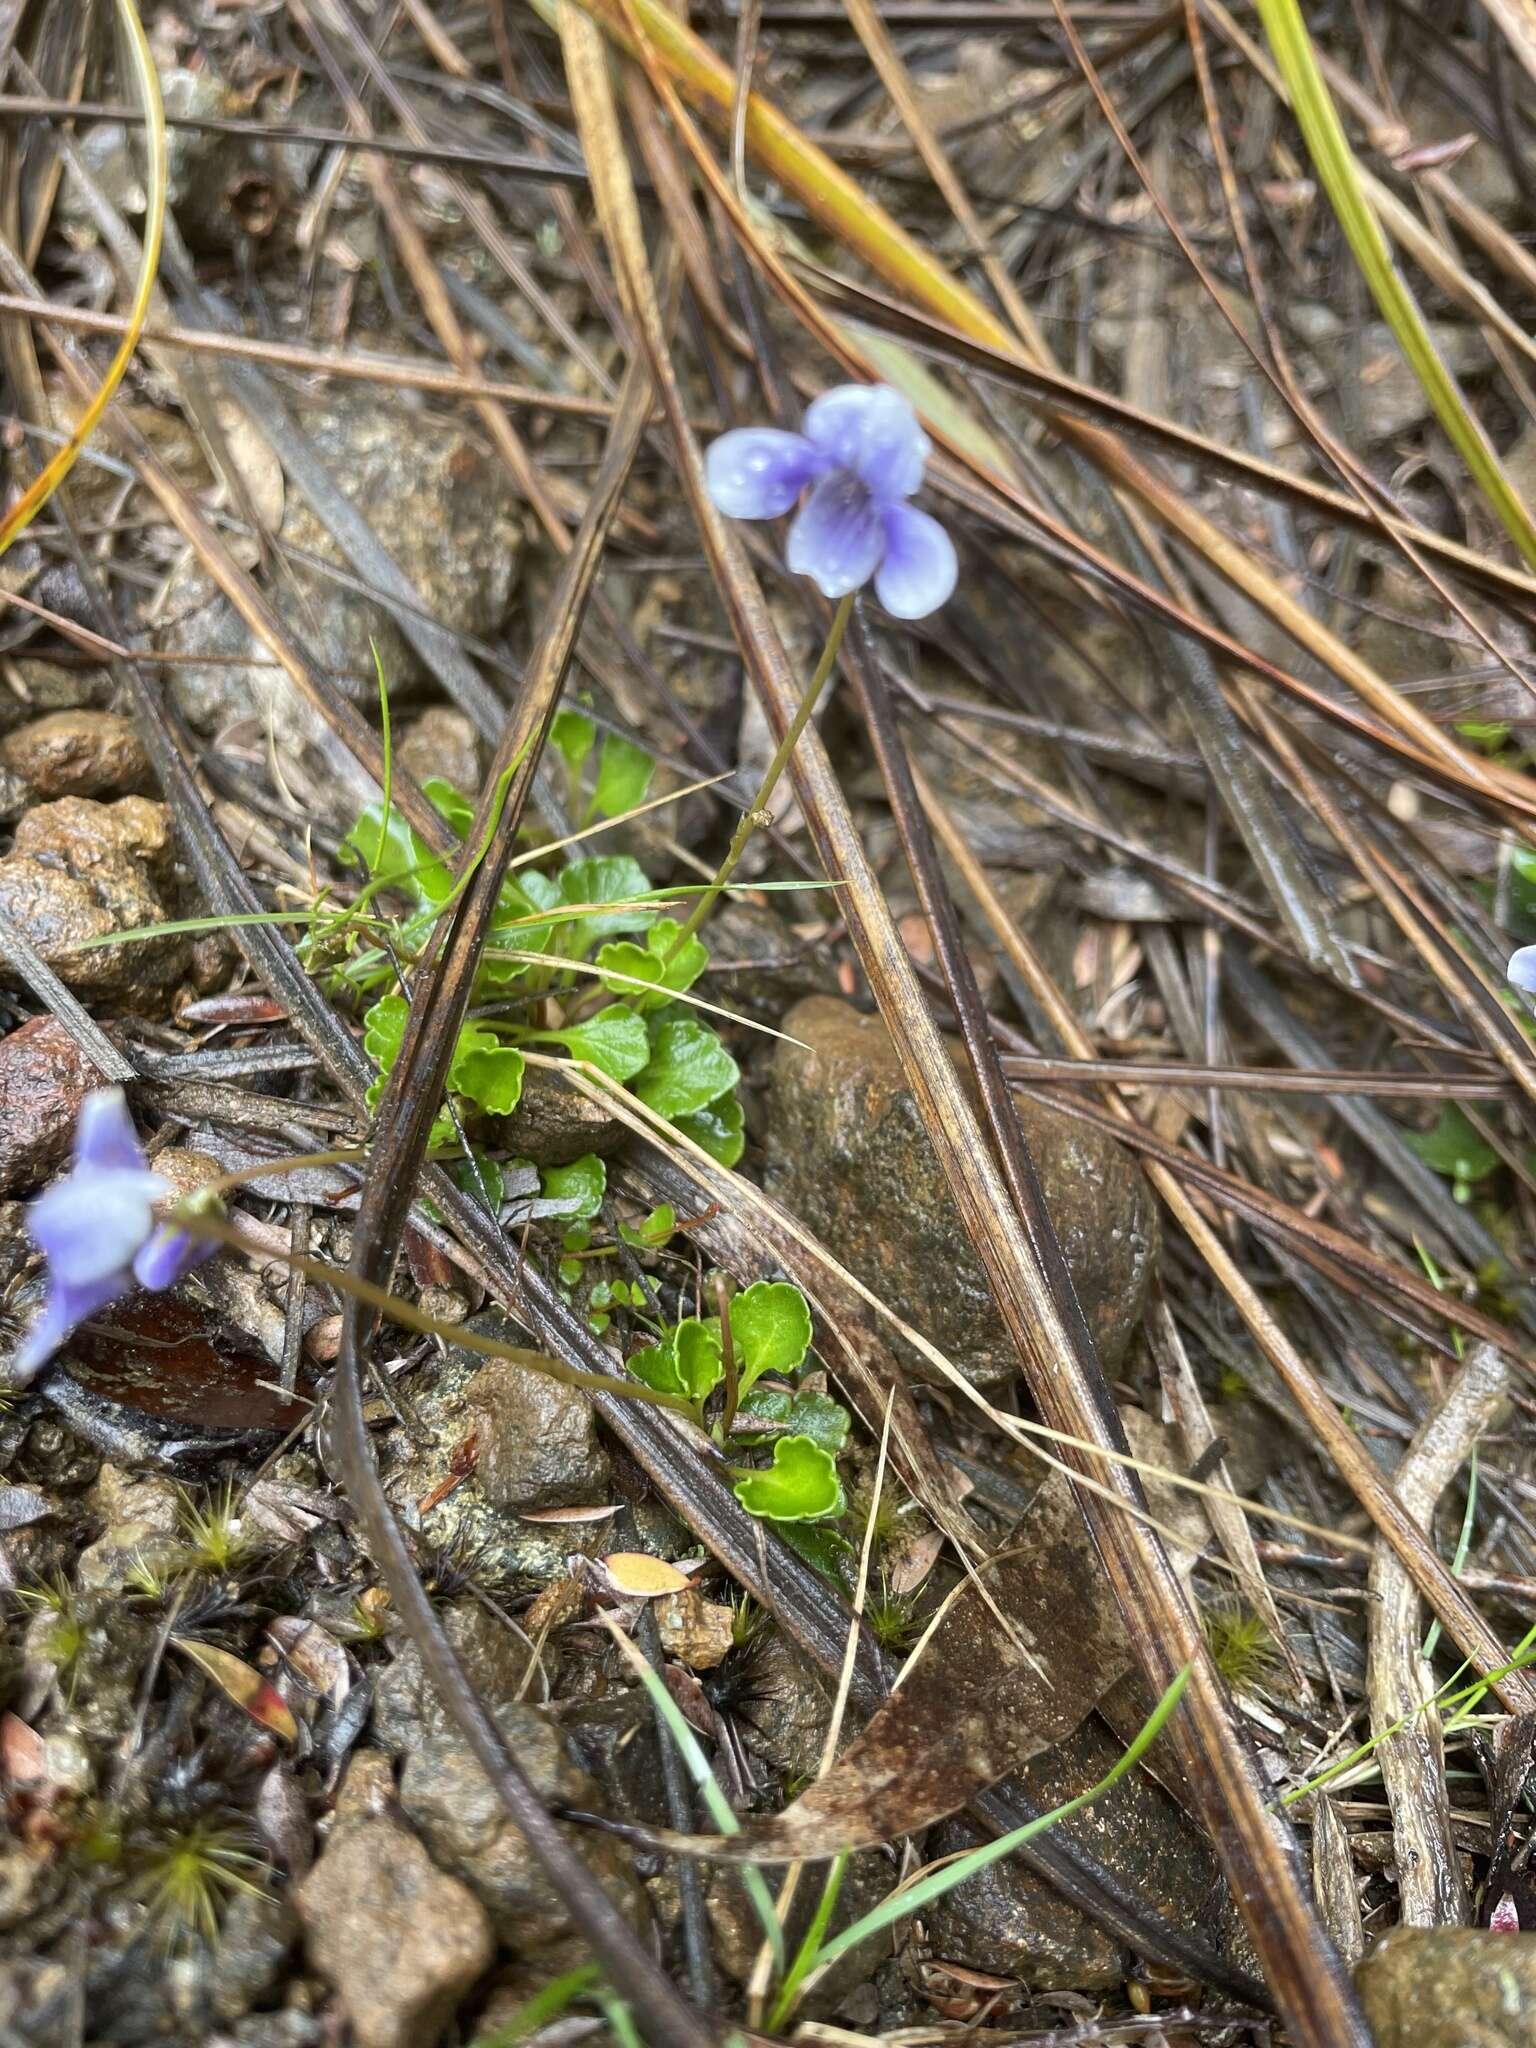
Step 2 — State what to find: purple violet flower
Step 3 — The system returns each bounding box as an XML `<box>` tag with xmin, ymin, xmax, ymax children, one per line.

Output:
<box><xmin>705</xmin><ymin>383</ymin><xmax>957</xmax><ymax>619</ymax></box>
<box><xmin>1509</xmin><ymin>947</ymin><xmax>1536</xmax><ymax>993</ymax></box>
<box><xmin>10</xmin><ymin>1088</ymin><xmax>212</xmax><ymax>1385</ymax></box>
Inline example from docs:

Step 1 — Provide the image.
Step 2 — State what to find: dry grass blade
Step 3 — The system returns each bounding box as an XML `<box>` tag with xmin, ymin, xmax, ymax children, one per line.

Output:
<box><xmin>919</xmin><ymin>768</ymin><xmax>1536</xmax><ymax>1707</ymax></box>
<box><xmin>558</xmin><ymin>6</ymin><xmax>1369</xmax><ymax>2038</ymax></box>
<box><xmin>1368</xmin><ymin>1346</ymin><xmax>1511</xmax><ymax>1928</ymax></box>
<box><xmin>0</xmin><ymin>0</ymin><xmax>163</xmax><ymax>557</ymax></box>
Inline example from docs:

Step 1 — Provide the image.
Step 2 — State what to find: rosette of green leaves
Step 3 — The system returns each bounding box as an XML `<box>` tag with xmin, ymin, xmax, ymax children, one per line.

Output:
<box><xmin>626</xmin><ymin>1282</ymin><xmax>848</xmax><ymax>1522</ymax></box>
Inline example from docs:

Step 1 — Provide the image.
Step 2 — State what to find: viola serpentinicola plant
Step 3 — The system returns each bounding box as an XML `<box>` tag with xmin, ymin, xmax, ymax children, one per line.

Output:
<box><xmin>10</xmin><ymin>1088</ymin><xmax>214</xmax><ymax>1384</ymax></box>
<box><xmin>705</xmin><ymin>383</ymin><xmax>957</xmax><ymax>619</ymax></box>
<box><xmin>1509</xmin><ymin>947</ymin><xmax>1536</xmax><ymax>995</ymax></box>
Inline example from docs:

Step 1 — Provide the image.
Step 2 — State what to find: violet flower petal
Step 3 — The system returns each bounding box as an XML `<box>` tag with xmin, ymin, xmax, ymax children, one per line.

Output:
<box><xmin>874</xmin><ymin>502</ymin><xmax>959</xmax><ymax>620</ymax></box>
<box><xmin>704</xmin><ymin>428</ymin><xmax>824</xmax><ymax>520</ymax></box>
<box><xmin>29</xmin><ymin>1164</ymin><xmax>167</xmax><ymax>1289</ymax></box>
<box><xmin>133</xmin><ymin>1225</ymin><xmax>215</xmax><ymax>1293</ymax></box>
<box><xmin>1509</xmin><ymin>946</ymin><xmax>1536</xmax><ymax>992</ymax></box>
<box><xmin>11</xmin><ymin>1266</ymin><xmax>131</xmax><ymax>1384</ymax></box>
<box><xmin>786</xmin><ymin>471</ymin><xmax>886</xmax><ymax>600</ymax></box>
<box><xmin>803</xmin><ymin>384</ymin><xmax>928</xmax><ymax>502</ymax></box>
<box><xmin>75</xmin><ymin>1087</ymin><xmax>154</xmax><ymax>1177</ymax></box>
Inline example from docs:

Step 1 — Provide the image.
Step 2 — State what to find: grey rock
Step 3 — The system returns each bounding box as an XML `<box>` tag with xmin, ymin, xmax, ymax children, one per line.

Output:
<box><xmin>739</xmin><ymin>1628</ymin><xmax>834</xmax><ymax>1785</ymax></box>
<box><xmin>0</xmin><ymin>796</ymin><xmax>190</xmax><ymax>1011</ymax></box>
<box><xmin>159</xmin><ymin>393</ymin><xmax>522</xmax><ymax>805</ymax></box>
<box><xmin>372</xmin><ymin>1597</ymin><xmax>544</xmax><ymax>1755</ymax></box>
<box><xmin>0</xmin><ymin>1016</ymin><xmax>99</xmax><ymax>1195</ymax></box>
<box><xmin>20</xmin><ymin>1598</ymin><xmax>153</xmax><ymax>1741</ymax></box>
<box><xmin>296</xmin><ymin>1814</ymin><xmax>492</xmax><ymax>2048</ymax></box>
<box><xmin>399</xmin><ymin>1706</ymin><xmax>642</xmax><ymax>1951</ymax></box>
<box><xmin>0</xmin><ymin>711</ymin><xmax>149</xmax><ymax>801</ymax></box>
<box><xmin>206</xmin><ymin>1891</ymin><xmax>297</xmax><ymax>2024</ymax></box>
<box><xmin>957</xmin><ymin>1714</ymin><xmax>1257</xmax><ymax>1993</ymax></box>
<box><xmin>699</xmin><ymin>896</ymin><xmax>842</xmax><ymax>1028</ymax></box>
<box><xmin>0</xmin><ymin>1842</ymin><xmax>55</xmax><ymax>1933</ymax></box>
<box><xmin>209</xmin><ymin>2019</ymin><xmax>322</xmax><ymax>2048</ymax></box>
<box><xmin>766</xmin><ymin>997</ymin><xmax>1158</xmax><ymax>1387</ymax></box>
<box><xmin>463</xmin><ymin>1356</ymin><xmax>610</xmax><ymax>1512</ymax></box>
<box><xmin>923</xmin><ymin>1813</ymin><xmax>1123</xmax><ymax>1991</ymax></box>
<box><xmin>1357</xmin><ymin>1926</ymin><xmax>1536</xmax><ymax>2047</ymax></box>
<box><xmin>707</xmin><ymin>1851</ymin><xmax>893</xmax><ymax>2015</ymax></box>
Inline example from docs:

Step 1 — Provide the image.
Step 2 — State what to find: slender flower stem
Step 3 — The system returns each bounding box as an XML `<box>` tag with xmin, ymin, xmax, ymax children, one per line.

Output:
<box><xmin>664</xmin><ymin>590</ymin><xmax>853</xmax><ymax>962</ymax></box>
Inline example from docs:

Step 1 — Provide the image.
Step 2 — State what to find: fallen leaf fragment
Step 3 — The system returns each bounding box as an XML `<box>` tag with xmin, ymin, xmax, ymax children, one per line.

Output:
<box><xmin>519</xmin><ymin>1503</ymin><xmax>625</xmax><ymax>1525</ymax></box>
<box><xmin>173</xmin><ymin>1637</ymin><xmax>298</xmax><ymax>1743</ymax></box>
<box><xmin>592</xmin><ymin>1552</ymin><xmax>690</xmax><ymax>1599</ymax></box>
<box><xmin>267</xmin><ymin>1617</ymin><xmax>350</xmax><ymax>1706</ymax></box>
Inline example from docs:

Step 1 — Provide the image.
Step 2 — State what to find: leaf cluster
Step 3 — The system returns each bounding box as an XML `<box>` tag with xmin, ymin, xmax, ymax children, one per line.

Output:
<box><xmin>627</xmin><ymin>1281</ymin><xmax>851</xmax><ymax>1526</ymax></box>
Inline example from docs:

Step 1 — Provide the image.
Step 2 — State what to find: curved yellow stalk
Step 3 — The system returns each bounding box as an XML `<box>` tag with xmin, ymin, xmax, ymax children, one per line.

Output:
<box><xmin>0</xmin><ymin>0</ymin><xmax>166</xmax><ymax>559</ymax></box>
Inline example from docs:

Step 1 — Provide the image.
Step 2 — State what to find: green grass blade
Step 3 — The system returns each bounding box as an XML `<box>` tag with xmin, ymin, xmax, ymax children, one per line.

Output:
<box><xmin>602</xmin><ymin>1620</ymin><xmax>785</xmax><ymax>1968</ymax></box>
<box><xmin>1255</xmin><ymin>0</ymin><xmax>1536</xmax><ymax>571</ymax></box>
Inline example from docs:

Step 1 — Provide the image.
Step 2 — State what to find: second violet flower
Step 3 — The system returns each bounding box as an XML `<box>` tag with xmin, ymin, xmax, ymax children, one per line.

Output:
<box><xmin>10</xmin><ymin>1087</ymin><xmax>213</xmax><ymax>1385</ymax></box>
<box><xmin>705</xmin><ymin>383</ymin><xmax>957</xmax><ymax>620</ymax></box>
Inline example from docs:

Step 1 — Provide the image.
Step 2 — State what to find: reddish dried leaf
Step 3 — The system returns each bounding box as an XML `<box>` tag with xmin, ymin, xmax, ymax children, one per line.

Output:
<box><xmin>173</xmin><ymin>1637</ymin><xmax>299</xmax><ymax>1742</ymax></box>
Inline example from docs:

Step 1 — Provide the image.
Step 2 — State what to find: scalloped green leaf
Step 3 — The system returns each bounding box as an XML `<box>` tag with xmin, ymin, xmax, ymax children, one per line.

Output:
<box><xmin>540</xmin><ymin>1154</ymin><xmax>606</xmax><ymax>1221</ymax></box>
<box><xmin>635</xmin><ymin>1018</ymin><xmax>738</xmax><ymax>1119</ymax></box>
<box><xmin>363</xmin><ymin>992</ymin><xmax>410</xmax><ymax>1073</ymax></box>
<box><xmin>729</xmin><ymin>1281</ymin><xmax>812</xmax><ymax>1395</ymax></box>
<box><xmin>1405</xmin><ymin>1103</ymin><xmax>1498</xmax><ymax>1185</ymax></box>
<box><xmin>453</xmin><ymin>1149</ymin><xmax>506</xmax><ymax>1212</ymax></box>
<box><xmin>423</xmin><ymin>778</ymin><xmax>474</xmax><ymax>840</ymax></box>
<box><xmin>450</xmin><ymin>1035</ymin><xmax>526</xmax><ymax>1116</ymax></box>
<box><xmin>673</xmin><ymin>1317</ymin><xmax>724</xmax><ymax>1403</ymax></box>
<box><xmin>627</xmin><ymin>1332</ymin><xmax>687</xmax><ymax>1400</ymax></box>
<box><xmin>552</xmin><ymin>708</ymin><xmax>596</xmax><ymax>781</ymax></box>
<box><xmin>342</xmin><ymin>803</ymin><xmax>451</xmax><ymax>909</ymax></box>
<box><xmin>591</xmin><ymin>733</ymin><xmax>655</xmax><ymax>820</ymax></box>
<box><xmin>595</xmin><ymin>919</ymin><xmax>708</xmax><ymax>1011</ymax></box>
<box><xmin>736</xmin><ymin>1386</ymin><xmax>850</xmax><ymax>1455</ymax></box>
<box><xmin>620</xmin><ymin>1202</ymin><xmax>676</xmax><ymax>1250</ymax></box>
<box><xmin>674</xmin><ymin>1090</ymin><xmax>744</xmax><ymax>1168</ymax></box>
<box><xmin>557</xmin><ymin>856</ymin><xmax>657</xmax><ymax>949</ymax></box>
<box><xmin>537</xmin><ymin>1005</ymin><xmax>650</xmax><ymax>1082</ymax></box>
<box><xmin>733</xmin><ymin>1436</ymin><xmax>844</xmax><ymax>1523</ymax></box>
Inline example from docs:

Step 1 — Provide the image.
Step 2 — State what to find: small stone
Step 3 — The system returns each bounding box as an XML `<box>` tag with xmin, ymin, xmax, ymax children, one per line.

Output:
<box><xmin>462</xmin><ymin>1349</ymin><xmax>609</xmax><ymax>1513</ymax></box>
<box><xmin>39</xmin><ymin>1729</ymin><xmax>92</xmax><ymax>1796</ymax></box>
<box><xmin>396</xmin><ymin>707</ymin><xmax>480</xmax><ymax>799</ymax></box>
<box><xmin>0</xmin><ymin>796</ymin><xmax>190</xmax><ymax>1010</ymax></box>
<box><xmin>296</xmin><ymin>1815</ymin><xmax>491</xmax><ymax>2048</ymax></box>
<box><xmin>0</xmin><ymin>711</ymin><xmax>149</xmax><ymax>801</ymax></box>
<box><xmin>0</xmin><ymin>1016</ymin><xmax>98</xmax><ymax>1195</ymax></box>
<box><xmin>372</xmin><ymin>1599</ymin><xmax>538</xmax><ymax>1755</ymax></box>
<box><xmin>205</xmin><ymin>1891</ymin><xmax>297</xmax><ymax>2024</ymax></box>
<box><xmin>497</xmin><ymin>1064</ymin><xmax>624</xmax><ymax>1166</ymax></box>
<box><xmin>1357</xmin><ymin>1926</ymin><xmax>1536</xmax><ymax>2047</ymax></box>
<box><xmin>76</xmin><ymin>1519</ymin><xmax>182</xmax><ymax>1593</ymax></box>
<box><xmin>656</xmin><ymin>1589</ymin><xmax>735</xmax><ymax>1670</ymax></box>
<box><xmin>151</xmin><ymin>1146</ymin><xmax>225</xmax><ymax>1205</ymax></box>
<box><xmin>334</xmin><ymin>1750</ymin><xmax>397</xmax><ymax>1825</ymax></box>
<box><xmin>0</xmin><ymin>1844</ymin><xmax>48</xmax><ymax>1932</ymax></box>
<box><xmin>86</xmin><ymin>1463</ymin><xmax>180</xmax><ymax>1534</ymax></box>
<box><xmin>738</xmin><ymin>1629</ymin><xmax>833</xmax><ymax>1784</ymax></box>
<box><xmin>766</xmin><ymin>997</ymin><xmax>1158</xmax><ymax>1386</ymax></box>
<box><xmin>398</xmin><ymin>1708</ymin><xmax>645</xmax><ymax>1953</ymax></box>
